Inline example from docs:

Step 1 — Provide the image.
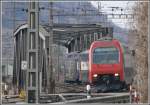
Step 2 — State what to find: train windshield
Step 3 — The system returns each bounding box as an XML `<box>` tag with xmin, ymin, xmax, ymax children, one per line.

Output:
<box><xmin>93</xmin><ymin>47</ymin><xmax>119</xmax><ymax>64</ymax></box>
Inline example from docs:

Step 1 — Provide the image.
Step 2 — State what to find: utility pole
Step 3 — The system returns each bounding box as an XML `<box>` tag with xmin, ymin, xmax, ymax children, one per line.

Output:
<box><xmin>26</xmin><ymin>1</ymin><xmax>39</xmax><ymax>103</ymax></box>
<box><xmin>12</xmin><ymin>1</ymin><xmax>17</xmax><ymax>95</ymax></box>
<box><xmin>0</xmin><ymin>1</ymin><xmax>2</xmax><ymax>104</ymax></box>
<box><xmin>148</xmin><ymin>1</ymin><xmax>150</xmax><ymax>103</ymax></box>
<box><xmin>47</xmin><ymin>2</ymin><xmax>55</xmax><ymax>94</ymax></box>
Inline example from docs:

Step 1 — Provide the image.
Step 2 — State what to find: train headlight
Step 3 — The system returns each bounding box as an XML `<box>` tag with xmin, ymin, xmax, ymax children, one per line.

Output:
<box><xmin>93</xmin><ymin>74</ymin><xmax>98</xmax><ymax>78</ymax></box>
<box><xmin>114</xmin><ymin>73</ymin><xmax>119</xmax><ymax>77</ymax></box>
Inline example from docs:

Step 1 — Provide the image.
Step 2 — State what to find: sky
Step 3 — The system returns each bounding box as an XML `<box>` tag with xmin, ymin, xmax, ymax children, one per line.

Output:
<box><xmin>1</xmin><ymin>1</ymin><xmax>136</xmax><ymax>56</ymax></box>
<box><xmin>1</xmin><ymin>1</ymin><xmax>136</xmax><ymax>35</ymax></box>
<box><xmin>91</xmin><ymin>1</ymin><xmax>135</xmax><ymax>29</ymax></box>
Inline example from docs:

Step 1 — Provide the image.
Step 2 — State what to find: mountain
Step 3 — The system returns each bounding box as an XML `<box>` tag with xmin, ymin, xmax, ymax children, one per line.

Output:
<box><xmin>40</xmin><ymin>2</ymin><xmax>128</xmax><ymax>45</ymax></box>
<box><xmin>2</xmin><ymin>2</ymin><xmax>128</xmax><ymax>59</ymax></box>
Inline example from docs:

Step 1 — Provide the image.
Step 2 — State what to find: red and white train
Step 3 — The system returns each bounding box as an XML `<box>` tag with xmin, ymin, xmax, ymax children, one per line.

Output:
<box><xmin>66</xmin><ymin>37</ymin><xmax>126</xmax><ymax>88</ymax></box>
<box><xmin>65</xmin><ymin>38</ymin><xmax>125</xmax><ymax>90</ymax></box>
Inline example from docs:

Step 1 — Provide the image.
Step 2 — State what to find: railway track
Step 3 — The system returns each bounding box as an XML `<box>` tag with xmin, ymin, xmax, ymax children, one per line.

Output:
<box><xmin>2</xmin><ymin>92</ymin><xmax>130</xmax><ymax>104</ymax></box>
<box><xmin>2</xmin><ymin>95</ymin><xmax>24</xmax><ymax>104</ymax></box>
<box><xmin>2</xmin><ymin>82</ymin><xmax>129</xmax><ymax>104</ymax></box>
<box><xmin>55</xmin><ymin>83</ymin><xmax>86</xmax><ymax>93</ymax></box>
<box><xmin>52</xmin><ymin>93</ymin><xmax>130</xmax><ymax>104</ymax></box>
<box><xmin>55</xmin><ymin>82</ymin><xmax>128</xmax><ymax>93</ymax></box>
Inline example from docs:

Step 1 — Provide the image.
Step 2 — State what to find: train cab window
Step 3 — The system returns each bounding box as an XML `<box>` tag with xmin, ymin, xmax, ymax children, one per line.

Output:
<box><xmin>93</xmin><ymin>47</ymin><xmax>119</xmax><ymax>64</ymax></box>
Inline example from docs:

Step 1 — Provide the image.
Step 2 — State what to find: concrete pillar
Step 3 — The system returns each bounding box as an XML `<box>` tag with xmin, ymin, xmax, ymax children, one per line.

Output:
<box><xmin>48</xmin><ymin>2</ymin><xmax>55</xmax><ymax>94</ymax></box>
<box><xmin>26</xmin><ymin>1</ymin><xmax>39</xmax><ymax>103</ymax></box>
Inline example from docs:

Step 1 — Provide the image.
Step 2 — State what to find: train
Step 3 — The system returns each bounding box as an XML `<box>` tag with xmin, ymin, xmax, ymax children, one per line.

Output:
<box><xmin>65</xmin><ymin>37</ymin><xmax>127</xmax><ymax>91</ymax></box>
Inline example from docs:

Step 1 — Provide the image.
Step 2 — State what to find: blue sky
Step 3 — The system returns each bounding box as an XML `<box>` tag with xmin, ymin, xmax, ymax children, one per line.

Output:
<box><xmin>1</xmin><ymin>1</ymin><xmax>136</xmax><ymax>41</ymax></box>
<box><xmin>91</xmin><ymin>1</ymin><xmax>135</xmax><ymax>29</ymax></box>
<box><xmin>2</xmin><ymin>1</ymin><xmax>136</xmax><ymax>36</ymax></box>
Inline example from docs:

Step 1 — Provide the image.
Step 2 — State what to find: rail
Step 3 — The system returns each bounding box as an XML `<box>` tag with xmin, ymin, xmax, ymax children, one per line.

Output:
<box><xmin>2</xmin><ymin>95</ymin><xmax>24</xmax><ymax>104</ymax></box>
<box><xmin>52</xmin><ymin>93</ymin><xmax>130</xmax><ymax>103</ymax></box>
<box><xmin>2</xmin><ymin>93</ymin><xmax>130</xmax><ymax>104</ymax></box>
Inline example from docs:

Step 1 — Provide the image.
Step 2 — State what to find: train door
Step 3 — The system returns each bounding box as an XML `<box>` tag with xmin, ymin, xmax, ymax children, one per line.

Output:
<box><xmin>80</xmin><ymin>51</ymin><xmax>89</xmax><ymax>83</ymax></box>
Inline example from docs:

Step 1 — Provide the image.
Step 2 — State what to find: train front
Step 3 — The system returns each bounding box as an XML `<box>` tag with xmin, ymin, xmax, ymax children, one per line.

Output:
<box><xmin>88</xmin><ymin>39</ymin><xmax>124</xmax><ymax>86</ymax></box>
